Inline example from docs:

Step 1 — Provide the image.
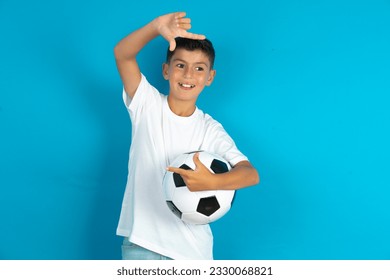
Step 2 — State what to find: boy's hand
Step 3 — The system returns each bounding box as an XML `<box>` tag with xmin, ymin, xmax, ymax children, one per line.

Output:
<box><xmin>153</xmin><ymin>12</ymin><xmax>206</xmax><ymax>51</ymax></box>
<box><xmin>167</xmin><ymin>153</ymin><xmax>218</xmax><ymax>192</ymax></box>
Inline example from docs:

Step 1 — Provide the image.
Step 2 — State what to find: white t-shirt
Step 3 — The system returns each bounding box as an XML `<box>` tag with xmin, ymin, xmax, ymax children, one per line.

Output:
<box><xmin>116</xmin><ymin>74</ymin><xmax>248</xmax><ymax>260</ymax></box>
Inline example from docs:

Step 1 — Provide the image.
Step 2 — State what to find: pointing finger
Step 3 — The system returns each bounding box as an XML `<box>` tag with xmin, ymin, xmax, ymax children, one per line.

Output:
<box><xmin>167</xmin><ymin>166</ymin><xmax>187</xmax><ymax>174</ymax></box>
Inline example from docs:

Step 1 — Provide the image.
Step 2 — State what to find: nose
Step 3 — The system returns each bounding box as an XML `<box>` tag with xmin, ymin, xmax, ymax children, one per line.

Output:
<box><xmin>183</xmin><ymin>67</ymin><xmax>193</xmax><ymax>78</ymax></box>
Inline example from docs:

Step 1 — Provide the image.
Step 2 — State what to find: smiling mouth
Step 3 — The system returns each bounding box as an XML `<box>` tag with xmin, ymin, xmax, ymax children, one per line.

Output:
<box><xmin>179</xmin><ymin>82</ymin><xmax>195</xmax><ymax>89</ymax></box>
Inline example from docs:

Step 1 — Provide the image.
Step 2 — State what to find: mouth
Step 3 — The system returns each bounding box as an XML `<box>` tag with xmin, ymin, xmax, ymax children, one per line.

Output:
<box><xmin>179</xmin><ymin>82</ymin><xmax>195</xmax><ymax>89</ymax></box>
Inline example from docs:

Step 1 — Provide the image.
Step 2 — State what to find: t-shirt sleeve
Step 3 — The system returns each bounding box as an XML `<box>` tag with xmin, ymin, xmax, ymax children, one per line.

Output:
<box><xmin>122</xmin><ymin>73</ymin><xmax>161</xmax><ymax>124</ymax></box>
<box><xmin>201</xmin><ymin>120</ymin><xmax>249</xmax><ymax>167</ymax></box>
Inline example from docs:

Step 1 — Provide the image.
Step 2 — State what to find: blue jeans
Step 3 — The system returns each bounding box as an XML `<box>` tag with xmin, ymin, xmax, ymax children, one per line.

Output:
<box><xmin>122</xmin><ymin>238</ymin><xmax>172</xmax><ymax>260</ymax></box>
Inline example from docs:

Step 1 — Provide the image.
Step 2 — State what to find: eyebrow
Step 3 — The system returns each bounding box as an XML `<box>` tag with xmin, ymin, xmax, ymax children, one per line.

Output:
<box><xmin>172</xmin><ymin>58</ymin><xmax>209</xmax><ymax>67</ymax></box>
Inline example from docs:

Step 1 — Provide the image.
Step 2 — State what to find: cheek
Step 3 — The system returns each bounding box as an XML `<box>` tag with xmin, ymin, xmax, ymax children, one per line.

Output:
<box><xmin>199</xmin><ymin>74</ymin><xmax>212</xmax><ymax>85</ymax></box>
<box><xmin>169</xmin><ymin>69</ymin><xmax>181</xmax><ymax>79</ymax></box>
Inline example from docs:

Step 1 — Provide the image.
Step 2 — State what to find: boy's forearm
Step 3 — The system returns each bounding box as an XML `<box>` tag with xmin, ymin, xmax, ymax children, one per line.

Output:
<box><xmin>213</xmin><ymin>162</ymin><xmax>260</xmax><ymax>191</ymax></box>
<box><xmin>114</xmin><ymin>17</ymin><xmax>163</xmax><ymax>97</ymax></box>
<box><xmin>114</xmin><ymin>18</ymin><xmax>160</xmax><ymax>61</ymax></box>
<box><xmin>168</xmin><ymin>157</ymin><xmax>259</xmax><ymax>192</ymax></box>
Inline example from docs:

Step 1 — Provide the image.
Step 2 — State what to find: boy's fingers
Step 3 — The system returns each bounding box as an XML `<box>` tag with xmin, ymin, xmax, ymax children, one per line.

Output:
<box><xmin>193</xmin><ymin>153</ymin><xmax>201</xmax><ymax>167</ymax></box>
<box><xmin>166</xmin><ymin>166</ymin><xmax>178</xmax><ymax>173</ymax></box>
<box><xmin>184</xmin><ymin>31</ymin><xmax>206</xmax><ymax>40</ymax></box>
<box><xmin>169</xmin><ymin>39</ymin><xmax>176</xmax><ymax>51</ymax></box>
<box><xmin>177</xmin><ymin>23</ymin><xmax>192</xmax><ymax>30</ymax></box>
<box><xmin>177</xmin><ymin>17</ymin><xmax>191</xmax><ymax>25</ymax></box>
<box><xmin>167</xmin><ymin>166</ymin><xmax>187</xmax><ymax>175</ymax></box>
<box><xmin>175</xmin><ymin>11</ymin><xmax>186</xmax><ymax>19</ymax></box>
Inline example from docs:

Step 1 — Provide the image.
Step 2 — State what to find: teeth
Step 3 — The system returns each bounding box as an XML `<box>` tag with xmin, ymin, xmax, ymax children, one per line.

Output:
<box><xmin>180</xmin><ymin>83</ymin><xmax>195</xmax><ymax>88</ymax></box>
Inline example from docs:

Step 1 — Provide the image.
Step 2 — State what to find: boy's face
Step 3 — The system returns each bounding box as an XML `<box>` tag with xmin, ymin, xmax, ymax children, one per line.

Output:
<box><xmin>163</xmin><ymin>49</ymin><xmax>216</xmax><ymax>104</ymax></box>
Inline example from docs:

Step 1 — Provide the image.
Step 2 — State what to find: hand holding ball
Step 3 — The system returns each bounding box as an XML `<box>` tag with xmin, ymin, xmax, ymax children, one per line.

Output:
<box><xmin>163</xmin><ymin>151</ymin><xmax>235</xmax><ymax>224</ymax></box>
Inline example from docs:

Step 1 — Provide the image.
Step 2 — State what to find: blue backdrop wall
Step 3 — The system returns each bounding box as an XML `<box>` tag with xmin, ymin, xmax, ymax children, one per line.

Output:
<box><xmin>1</xmin><ymin>0</ymin><xmax>389</xmax><ymax>260</ymax></box>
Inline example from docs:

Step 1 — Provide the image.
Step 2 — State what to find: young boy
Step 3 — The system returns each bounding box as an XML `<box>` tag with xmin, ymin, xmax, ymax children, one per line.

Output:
<box><xmin>114</xmin><ymin>12</ymin><xmax>259</xmax><ymax>260</ymax></box>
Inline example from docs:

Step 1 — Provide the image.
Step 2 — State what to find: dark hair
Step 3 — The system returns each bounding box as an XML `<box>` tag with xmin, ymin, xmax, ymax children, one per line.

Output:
<box><xmin>166</xmin><ymin>37</ymin><xmax>215</xmax><ymax>69</ymax></box>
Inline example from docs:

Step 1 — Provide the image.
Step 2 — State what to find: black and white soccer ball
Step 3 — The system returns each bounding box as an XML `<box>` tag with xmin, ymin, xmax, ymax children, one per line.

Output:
<box><xmin>163</xmin><ymin>151</ymin><xmax>235</xmax><ymax>224</ymax></box>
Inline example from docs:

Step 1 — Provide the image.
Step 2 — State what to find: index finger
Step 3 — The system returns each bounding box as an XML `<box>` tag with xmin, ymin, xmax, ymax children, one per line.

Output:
<box><xmin>179</xmin><ymin>30</ymin><xmax>206</xmax><ymax>40</ymax></box>
<box><xmin>166</xmin><ymin>166</ymin><xmax>189</xmax><ymax>174</ymax></box>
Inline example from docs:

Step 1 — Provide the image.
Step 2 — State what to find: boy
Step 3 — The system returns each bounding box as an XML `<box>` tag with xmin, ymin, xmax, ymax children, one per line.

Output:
<box><xmin>114</xmin><ymin>12</ymin><xmax>259</xmax><ymax>260</ymax></box>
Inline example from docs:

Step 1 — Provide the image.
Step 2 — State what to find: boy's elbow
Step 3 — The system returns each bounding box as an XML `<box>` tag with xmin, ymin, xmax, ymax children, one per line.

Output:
<box><xmin>246</xmin><ymin>162</ymin><xmax>260</xmax><ymax>186</ymax></box>
<box><xmin>235</xmin><ymin>161</ymin><xmax>260</xmax><ymax>187</ymax></box>
<box><xmin>252</xmin><ymin>169</ymin><xmax>260</xmax><ymax>186</ymax></box>
<box><xmin>113</xmin><ymin>44</ymin><xmax>121</xmax><ymax>60</ymax></box>
<box><xmin>114</xmin><ymin>44</ymin><xmax>127</xmax><ymax>61</ymax></box>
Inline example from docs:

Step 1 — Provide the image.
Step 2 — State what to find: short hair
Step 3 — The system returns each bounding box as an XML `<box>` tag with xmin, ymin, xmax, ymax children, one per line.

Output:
<box><xmin>166</xmin><ymin>37</ymin><xmax>215</xmax><ymax>69</ymax></box>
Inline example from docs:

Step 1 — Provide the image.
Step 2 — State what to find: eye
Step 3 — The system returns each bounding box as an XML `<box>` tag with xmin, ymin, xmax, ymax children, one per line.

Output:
<box><xmin>176</xmin><ymin>63</ymin><xmax>185</xmax><ymax>69</ymax></box>
<box><xmin>195</xmin><ymin>66</ymin><xmax>204</xmax><ymax>71</ymax></box>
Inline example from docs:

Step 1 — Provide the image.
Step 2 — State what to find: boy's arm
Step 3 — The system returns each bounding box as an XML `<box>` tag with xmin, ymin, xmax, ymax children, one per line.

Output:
<box><xmin>114</xmin><ymin>12</ymin><xmax>205</xmax><ymax>98</ymax></box>
<box><xmin>167</xmin><ymin>153</ymin><xmax>260</xmax><ymax>191</ymax></box>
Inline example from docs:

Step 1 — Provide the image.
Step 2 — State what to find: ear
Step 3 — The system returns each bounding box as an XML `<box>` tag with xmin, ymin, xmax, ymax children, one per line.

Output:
<box><xmin>205</xmin><ymin>69</ymin><xmax>216</xmax><ymax>86</ymax></box>
<box><xmin>162</xmin><ymin>63</ymin><xmax>169</xmax><ymax>80</ymax></box>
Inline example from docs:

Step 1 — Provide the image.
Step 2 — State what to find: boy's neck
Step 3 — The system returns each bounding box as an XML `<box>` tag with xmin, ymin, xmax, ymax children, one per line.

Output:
<box><xmin>167</xmin><ymin>96</ymin><xmax>196</xmax><ymax>117</ymax></box>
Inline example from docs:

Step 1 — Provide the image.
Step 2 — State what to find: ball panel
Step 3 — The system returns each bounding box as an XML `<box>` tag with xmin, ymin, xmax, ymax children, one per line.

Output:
<box><xmin>210</xmin><ymin>159</ymin><xmax>229</xmax><ymax>174</ymax></box>
<box><xmin>173</xmin><ymin>164</ymin><xmax>193</xmax><ymax>187</ymax></box>
<box><xmin>205</xmin><ymin>204</ymin><xmax>232</xmax><ymax>222</ymax></box>
<box><xmin>197</xmin><ymin>152</ymin><xmax>213</xmax><ymax>171</ymax></box>
<box><xmin>172</xmin><ymin>187</ymin><xmax>197</xmax><ymax>212</ymax></box>
<box><xmin>166</xmin><ymin>201</ymin><xmax>182</xmax><ymax>219</ymax></box>
<box><xmin>197</xmin><ymin>196</ymin><xmax>220</xmax><ymax>217</ymax></box>
<box><xmin>182</xmin><ymin>212</ymin><xmax>210</xmax><ymax>225</ymax></box>
<box><xmin>214</xmin><ymin>190</ymin><xmax>235</xmax><ymax>204</ymax></box>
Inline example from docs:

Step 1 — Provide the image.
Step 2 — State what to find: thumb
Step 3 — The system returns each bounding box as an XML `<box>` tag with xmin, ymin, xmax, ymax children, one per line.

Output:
<box><xmin>193</xmin><ymin>152</ymin><xmax>203</xmax><ymax>169</ymax></box>
<box><xmin>169</xmin><ymin>38</ymin><xmax>176</xmax><ymax>51</ymax></box>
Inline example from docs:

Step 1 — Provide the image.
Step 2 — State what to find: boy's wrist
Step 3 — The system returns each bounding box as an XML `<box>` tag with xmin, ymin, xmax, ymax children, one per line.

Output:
<box><xmin>151</xmin><ymin>16</ymin><xmax>163</xmax><ymax>35</ymax></box>
<box><xmin>211</xmin><ymin>174</ymin><xmax>223</xmax><ymax>191</ymax></box>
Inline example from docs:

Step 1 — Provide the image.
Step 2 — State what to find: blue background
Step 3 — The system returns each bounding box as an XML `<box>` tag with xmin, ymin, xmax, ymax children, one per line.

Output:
<box><xmin>1</xmin><ymin>0</ymin><xmax>389</xmax><ymax>260</ymax></box>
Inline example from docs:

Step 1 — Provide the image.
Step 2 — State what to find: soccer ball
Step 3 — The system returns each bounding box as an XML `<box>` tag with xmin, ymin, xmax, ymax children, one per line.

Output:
<box><xmin>163</xmin><ymin>151</ymin><xmax>236</xmax><ymax>224</ymax></box>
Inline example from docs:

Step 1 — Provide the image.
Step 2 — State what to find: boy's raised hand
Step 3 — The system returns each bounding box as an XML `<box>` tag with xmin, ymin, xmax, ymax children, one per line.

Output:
<box><xmin>154</xmin><ymin>12</ymin><xmax>206</xmax><ymax>51</ymax></box>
